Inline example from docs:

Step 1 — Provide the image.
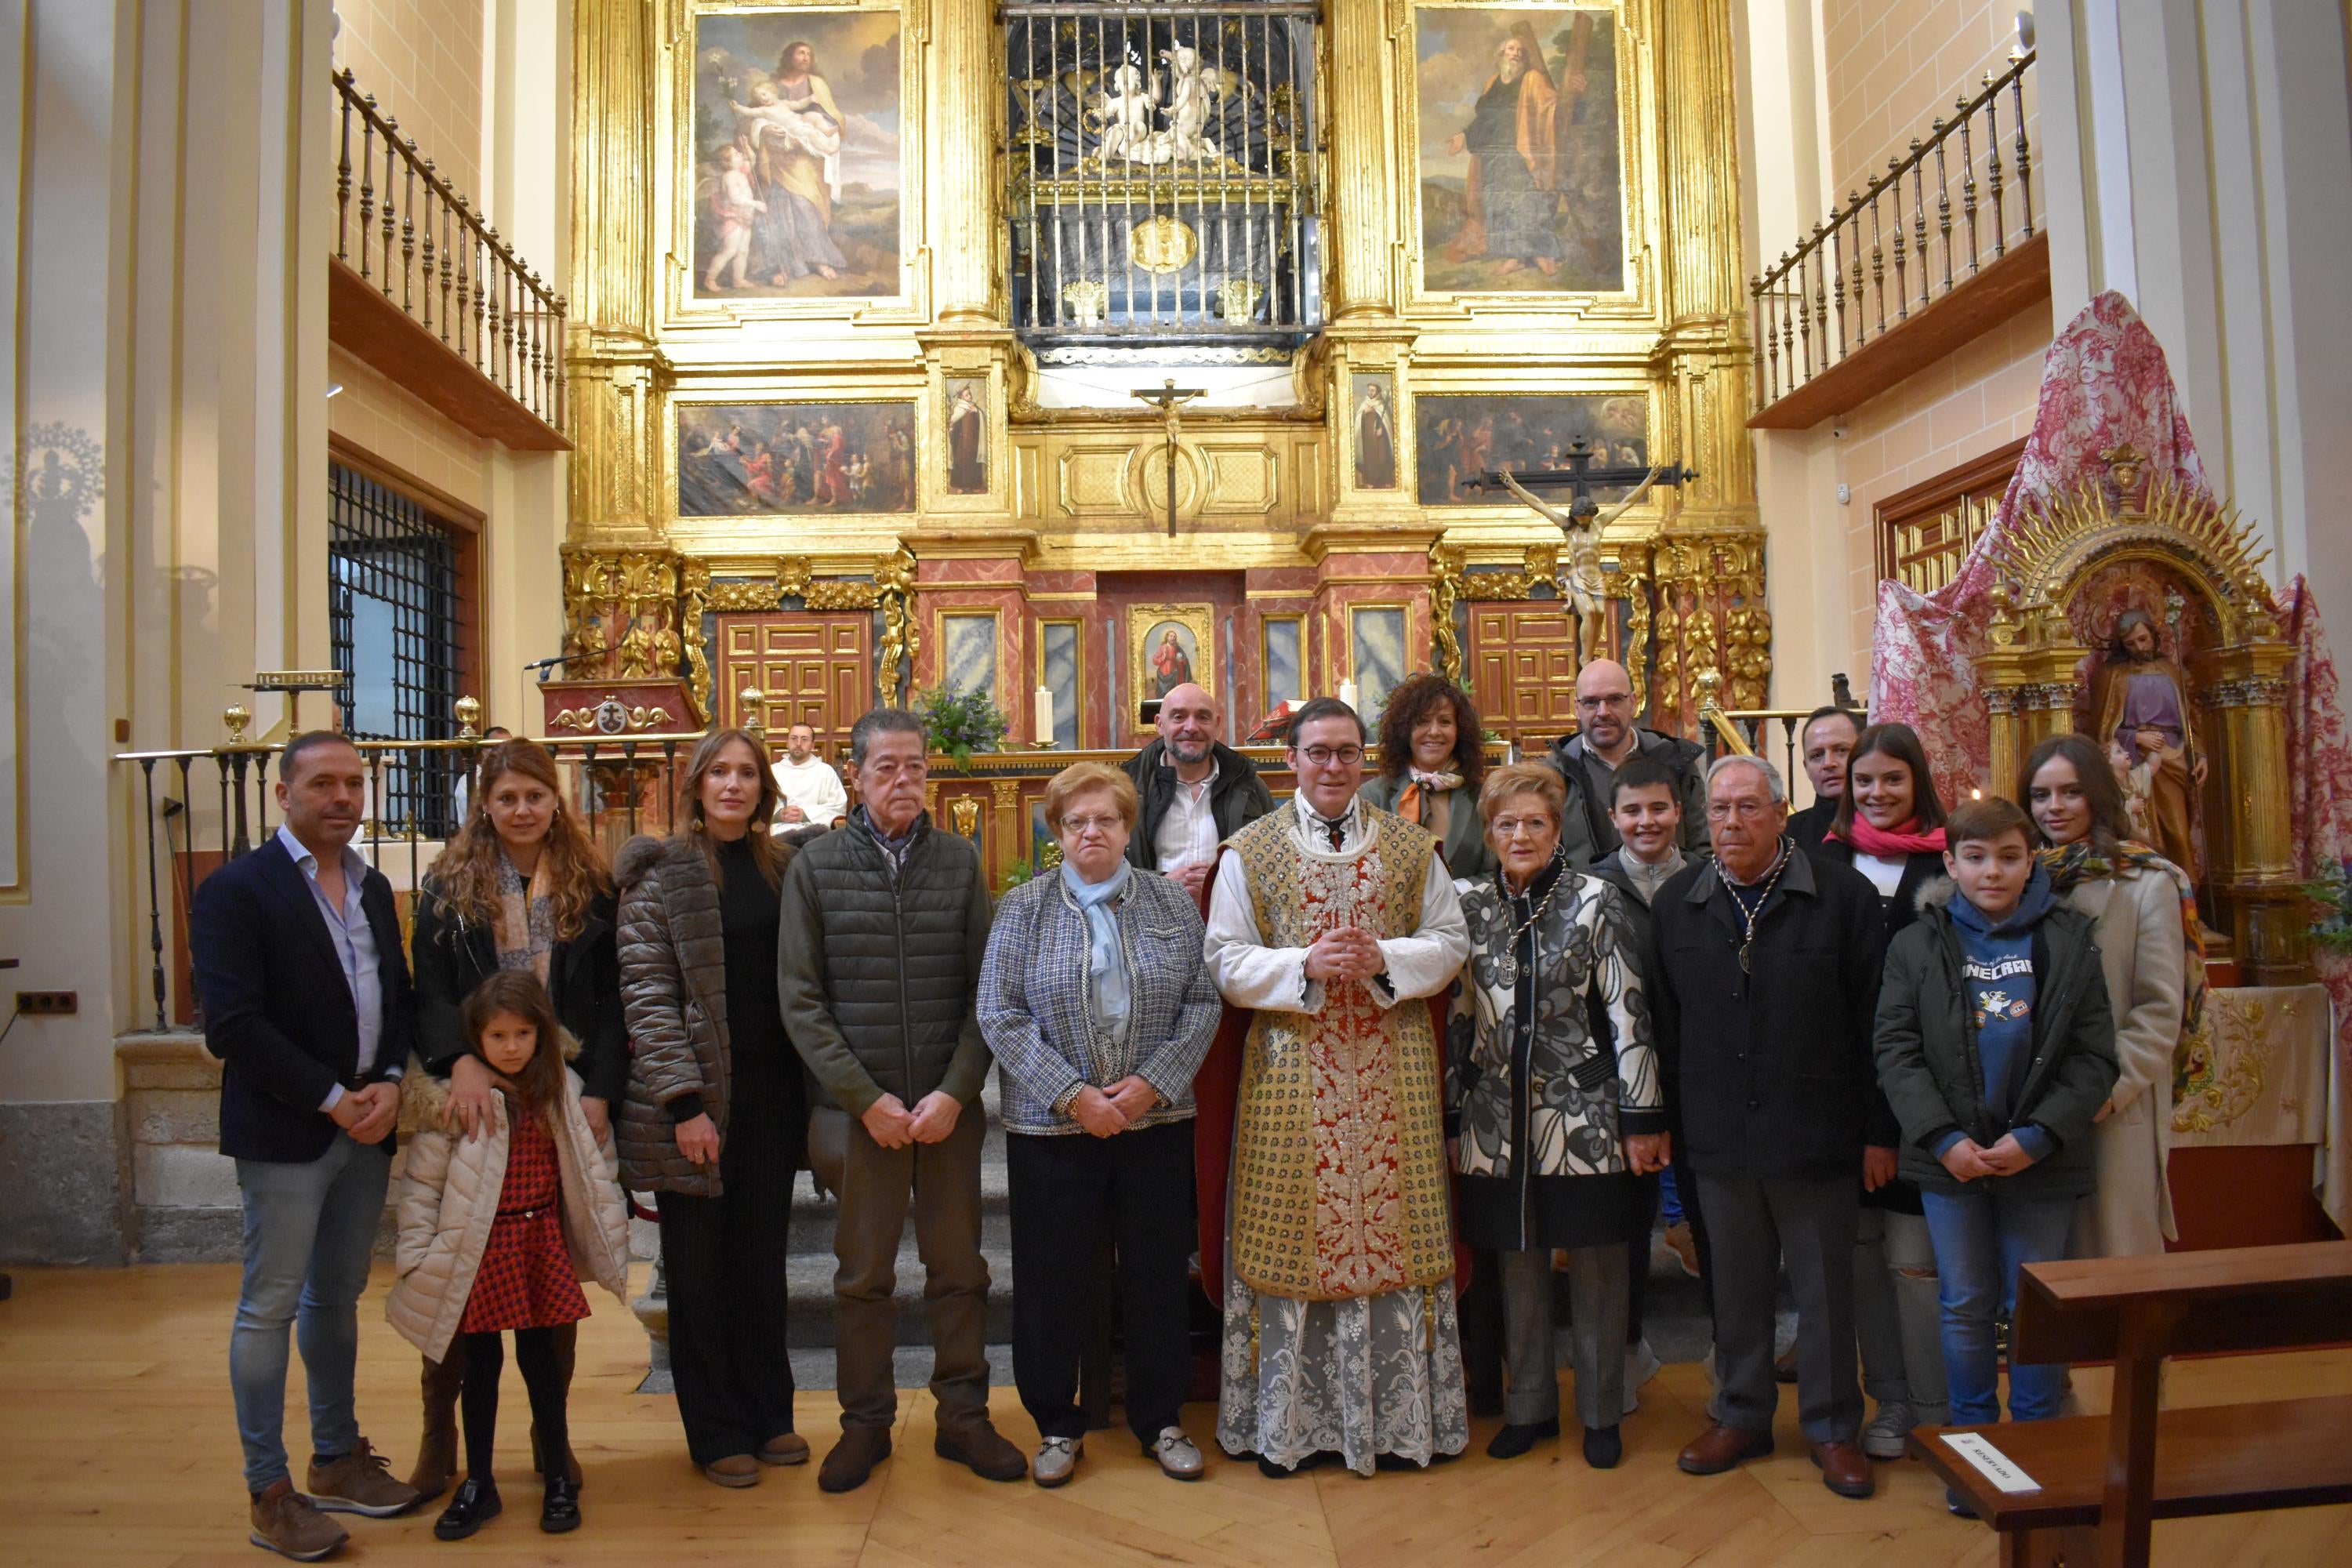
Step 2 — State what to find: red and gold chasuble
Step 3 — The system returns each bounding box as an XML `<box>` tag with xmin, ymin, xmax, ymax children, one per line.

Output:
<box><xmin>1223</xmin><ymin>805</ymin><xmax>1454</xmax><ymax>1301</ymax></box>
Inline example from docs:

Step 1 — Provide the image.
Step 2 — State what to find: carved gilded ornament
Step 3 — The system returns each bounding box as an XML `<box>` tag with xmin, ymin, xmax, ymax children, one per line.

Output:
<box><xmin>1993</xmin><ymin>474</ymin><xmax>2282</xmax><ymax>648</ymax></box>
<box><xmin>875</xmin><ymin>546</ymin><xmax>920</xmax><ymax>706</ymax></box>
<box><xmin>1428</xmin><ymin>544</ymin><xmax>1466</xmax><ymax>684</ymax></box>
<box><xmin>949</xmin><ymin>795</ymin><xmax>983</xmax><ymax>839</ymax></box>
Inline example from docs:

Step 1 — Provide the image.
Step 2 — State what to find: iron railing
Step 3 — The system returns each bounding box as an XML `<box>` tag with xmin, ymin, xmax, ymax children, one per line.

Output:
<box><xmin>117</xmin><ymin>729</ymin><xmax>702</xmax><ymax>1032</ymax></box>
<box><xmin>1751</xmin><ymin>49</ymin><xmax>2036</xmax><ymax>410</ymax></box>
<box><xmin>332</xmin><ymin>68</ymin><xmax>567</xmax><ymax>432</ymax></box>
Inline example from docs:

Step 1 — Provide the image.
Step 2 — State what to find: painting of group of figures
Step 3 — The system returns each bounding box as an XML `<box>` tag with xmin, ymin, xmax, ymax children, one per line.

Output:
<box><xmin>678</xmin><ymin>403</ymin><xmax>917</xmax><ymax>516</ymax></box>
<box><xmin>1415</xmin><ymin>6</ymin><xmax>1626</xmax><ymax>293</ymax></box>
<box><xmin>1415</xmin><ymin>392</ymin><xmax>1646</xmax><ymax>506</ymax></box>
<box><xmin>691</xmin><ymin>13</ymin><xmax>903</xmax><ymax>299</ymax></box>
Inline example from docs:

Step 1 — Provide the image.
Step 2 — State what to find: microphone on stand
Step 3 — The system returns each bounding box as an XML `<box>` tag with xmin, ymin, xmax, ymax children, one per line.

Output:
<box><xmin>522</xmin><ymin>655</ymin><xmax>569</xmax><ymax>684</ymax></box>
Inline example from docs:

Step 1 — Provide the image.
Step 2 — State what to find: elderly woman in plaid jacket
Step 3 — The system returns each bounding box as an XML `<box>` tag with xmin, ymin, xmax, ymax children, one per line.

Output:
<box><xmin>978</xmin><ymin>761</ymin><xmax>1223</xmax><ymax>1490</ymax></box>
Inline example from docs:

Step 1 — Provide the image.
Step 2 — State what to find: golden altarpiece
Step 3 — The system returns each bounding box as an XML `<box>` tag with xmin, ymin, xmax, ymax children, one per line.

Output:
<box><xmin>557</xmin><ymin>0</ymin><xmax>1762</xmax><ymax>871</ymax></box>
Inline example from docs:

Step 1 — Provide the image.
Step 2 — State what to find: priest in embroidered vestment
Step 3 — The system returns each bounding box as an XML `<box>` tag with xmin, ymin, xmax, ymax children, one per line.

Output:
<box><xmin>1200</xmin><ymin>697</ymin><xmax>1474</xmax><ymax>1476</ymax></box>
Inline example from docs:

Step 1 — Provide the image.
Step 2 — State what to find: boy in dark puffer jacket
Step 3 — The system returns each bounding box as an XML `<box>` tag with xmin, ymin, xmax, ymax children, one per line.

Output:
<box><xmin>1873</xmin><ymin>797</ymin><xmax>2118</xmax><ymax>1448</ymax></box>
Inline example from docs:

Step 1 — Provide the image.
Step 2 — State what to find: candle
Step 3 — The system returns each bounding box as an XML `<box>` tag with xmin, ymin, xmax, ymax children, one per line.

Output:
<box><xmin>1338</xmin><ymin>679</ymin><xmax>1359</xmax><ymax>711</ymax></box>
<box><xmin>1034</xmin><ymin>687</ymin><xmax>1054</xmax><ymax>748</ymax></box>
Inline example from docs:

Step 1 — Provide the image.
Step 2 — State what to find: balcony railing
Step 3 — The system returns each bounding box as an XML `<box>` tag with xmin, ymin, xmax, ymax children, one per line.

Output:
<box><xmin>1750</xmin><ymin>49</ymin><xmax>2038</xmax><ymax>423</ymax></box>
<box><xmin>332</xmin><ymin>69</ymin><xmax>568</xmax><ymax>442</ymax></box>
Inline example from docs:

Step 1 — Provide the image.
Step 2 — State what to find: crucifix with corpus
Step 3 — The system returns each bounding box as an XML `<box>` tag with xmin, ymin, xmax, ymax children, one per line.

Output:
<box><xmin>1132</xmin><ymin>378</ymin><xmax>1206</xmax><ymax>537</ymax></box>
<box><xmin>1471</xmin><ymin>440</ymin><xmax>1700</xmax><ymax>670</ymax></box>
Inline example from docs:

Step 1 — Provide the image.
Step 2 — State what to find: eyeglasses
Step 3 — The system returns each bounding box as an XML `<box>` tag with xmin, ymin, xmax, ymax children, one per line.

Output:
<box><xmin>1489</xmin><ymin>815</ymin><xmax>1556</xmax><ymax>840</ymax></box>
<box><xmin>1059</xmin><ymin>813</ymin><xmax>1124</xmax><ymax>835</ymax></box>
<box><xmin>1705</xmin><ymin>799</ymin><xmax>1777</xmax><ymax>822</ymax></box>
<box><xmin>1296</xmin><ymin>746</ymin><xmax>1365</xmax><ymax>768</ymax></box>
<box><xmin>1575</xmin><ymin>692</ymin><xmax>1634</xmax><ymax>711</ymax></box>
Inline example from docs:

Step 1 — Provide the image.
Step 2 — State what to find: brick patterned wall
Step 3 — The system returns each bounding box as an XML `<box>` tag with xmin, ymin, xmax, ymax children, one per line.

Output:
<box><xmin>333</xmin><ymin>0</ymin><xmax>487</xmax><ymax>200</ymax></box>
<box><xmin>1820</xmin><ymin>0</ymin><xmax>2031</xmax><ymax>208</ymax></box>
<box><xmin>1834</xmin><ymin>300</ymin><xmax>2051</xmax><ymax>664</ymax></box>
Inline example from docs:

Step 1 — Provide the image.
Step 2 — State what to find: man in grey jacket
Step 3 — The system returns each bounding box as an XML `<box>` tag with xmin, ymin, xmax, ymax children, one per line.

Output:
<box><xmin>779</xmin><ymin>707</ymin><xmax>1024</xmax><ymax>1493</ymax></box>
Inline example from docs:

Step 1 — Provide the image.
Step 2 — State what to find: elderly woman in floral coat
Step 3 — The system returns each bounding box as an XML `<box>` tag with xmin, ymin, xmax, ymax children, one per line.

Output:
<box><xmin>1446</xmin><ymin>762</ymin><xmax>1668</xmax><ymax>1470</ymax></box>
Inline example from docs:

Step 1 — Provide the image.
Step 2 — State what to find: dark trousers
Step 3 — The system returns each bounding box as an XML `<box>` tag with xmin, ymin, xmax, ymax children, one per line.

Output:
<box><xmin>1626</xmin><ymin>1171</ymin><xmax>1661</xmax><ymax>1345</ymax></box>
<box><xmin>458</xmin><ymin>1327</ymin><xmax>567</xmax><ymax>1485</ymax></box>
<box><xmin>1695</xmin><ymin>1169</ymin><xmax>1862</xmax><ymax>1443</ymax></box>
<box><xmin>655</xmin><ymin>1056</ymin><xmax>800</xmax><ymax>1467</ymax></box>
<box><xmin>833</xmin><ymin>1100</ymin><xmax>990</xmax><ymax>1433</ymax></box>
<box><xmin>1007</xmin><ymin>1120</ymin><xmax>1195</xmax><ymax>1444</ymax></box>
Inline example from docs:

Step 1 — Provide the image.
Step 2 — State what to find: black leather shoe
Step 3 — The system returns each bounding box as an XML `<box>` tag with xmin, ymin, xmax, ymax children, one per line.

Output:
<box><xmin>1582</xmin><ymin>1424</ymin><xmax>1623</xmax><ymax>1469</ymax></box>
<box><xmin>432</xmin><ymin>1477</ymin><xmax>502</xmax><ymax>1541</ymax></box>
<box><xmin>539</xmin><ymin>1474</ymin><xmax>580</xmax><ymax>1534</ymax></box>
<box><xmin>1486</xmin><ymin>1417</ymin><xmax>1560</xmax><ymax>1460</ymax></box>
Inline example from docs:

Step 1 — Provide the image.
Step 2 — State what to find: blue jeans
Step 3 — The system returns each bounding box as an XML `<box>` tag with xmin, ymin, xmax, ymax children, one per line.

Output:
<box><xmin>1658</xmin><ymin>1164</ymin><xmax>1684</xmax><ymax>1226</ymax></box>
<box><xmin>1919</xmin><ymin>1185</ymin><xmax>2074</xmax><ymax>1425</ymax></box>
<box><xmin>230</xmin><ymin>1134</ymin><xmax>393</xmax><ymax>1492</ymax></box>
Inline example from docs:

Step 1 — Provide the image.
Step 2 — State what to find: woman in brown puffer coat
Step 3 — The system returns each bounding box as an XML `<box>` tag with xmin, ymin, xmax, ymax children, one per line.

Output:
<box><xmin>615</xmin><ymin>728</ymin><xmax>805</xmax><ymax>1489</ymax></box>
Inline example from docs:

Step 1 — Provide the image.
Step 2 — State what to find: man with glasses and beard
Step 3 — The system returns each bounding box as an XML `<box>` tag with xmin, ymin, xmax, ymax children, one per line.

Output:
<box><xmin>1547</xmin><ymin>659</ymin><xmax>1709</xmax><ymax>866</ymax></box>
<box><xmin>1199</xmin><ymin>698</ymin><xmax>1472</xmax><ymax>1476</ymax></box>
<box><xmin>1121</xmin><ymin>681</ymin><xmax>1274</xmax><ymax>902</ymax></box>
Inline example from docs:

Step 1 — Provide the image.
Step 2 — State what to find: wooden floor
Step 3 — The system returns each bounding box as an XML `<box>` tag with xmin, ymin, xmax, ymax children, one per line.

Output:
<box><xmin>5</xmin><ymin>1264</ymin><xmax>2350</xmax><ymax>1566</ymax></box>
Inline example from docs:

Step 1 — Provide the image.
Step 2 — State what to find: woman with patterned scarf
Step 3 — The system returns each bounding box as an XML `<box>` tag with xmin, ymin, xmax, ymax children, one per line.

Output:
<box><xmin>405</xmin><ymin>738</ymin><xmax>626</xmax><ymax>1500</ymax></box>
<box><xmin>1361</xmin><ymin>672</ymin><xmax>1494</xmax><ymax>880</ymax></box>
<box><xmin>2021</xmin><ymin>732</ymin><xmax>2202</xmax><ymax>1258</ymax></box>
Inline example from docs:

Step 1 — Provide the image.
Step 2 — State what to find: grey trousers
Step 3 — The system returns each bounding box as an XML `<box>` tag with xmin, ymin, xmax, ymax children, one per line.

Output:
<box><xmin>829</xmin><ymin>1104</ymin><xmax>992</xmax><ymax>1433</ymax></box>
<box><xmin>1696</xmin><ymin>1169</ymin><xmax>1863</xmax><ymax>1444</ymax></box>
<box><xmin>1854</xmin><ymin>1206</ymin><xmax>1949</xmax><ymax>1422</ymax></box>
<box><xmin>1499</xmin><ymin>1246</ymin><xmax>1627</xmax><ymax>1431</ymax></box>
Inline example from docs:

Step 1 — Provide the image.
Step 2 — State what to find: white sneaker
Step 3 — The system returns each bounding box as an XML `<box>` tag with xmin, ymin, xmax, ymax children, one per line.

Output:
<box><xmin>1861</xmin><ymin>1400</ymin><xmax>1916</xmax><ymax>1461</ymax></box>
<box><xmin>1150</xmin><ymin>1427</ymin><xmax>1205</xmax><ymax>1481</ymax></box>
<box><xmin>1031</xmin><ymin>1435</ymin><xmax>1081</xmax><ymax>1487</ymax></box>
<box><xmin>1623</xmin><ymin>1338</ymin><xmax>1663</xmax><ymax>1414</ymax></box>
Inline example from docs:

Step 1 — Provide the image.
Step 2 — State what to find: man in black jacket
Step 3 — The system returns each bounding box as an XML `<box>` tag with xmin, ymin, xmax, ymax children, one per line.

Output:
<box><xmin>1787</xmin><ymin>705</ymin><xmax>1861</xmax><ymax>851</ymax></box>
<box><xmin>1649</xmin><ymin>754</ymin><xmax>1890</xmax><ymax>1501</ymax></box>
<box><xmin>780</xmin><ymin>708</ymin><xmax>1023</xmax><ymax>1495</ymax></box>
<box><xmin>1547</xmin><ymin>659</ymin><xmax>1709</xmax><ymax>866</ymax></box>
<box><xmin>191</xmin><ymin>731</ymin><xmax>421</xmax><ymax>1558</ymax></box>
<box><xmin>1121</xmin><ymin>681</ymin><xmax>1275</xmax><ymax>898</ymax></box>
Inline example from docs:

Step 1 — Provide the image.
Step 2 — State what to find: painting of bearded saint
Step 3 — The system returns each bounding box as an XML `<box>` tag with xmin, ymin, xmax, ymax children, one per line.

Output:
<box><xmin>2090</xmin><ymin>608</ymin><xmax>2206</xmax><ymax>878</ymax></box>
<box><xmin>1417</xmin><ymin>9</ymin><xmax>1625</xmax><ymax>292</ymax></box>
<box><xmin>695</xmin><ymin>13</ymin><xmax>902</xmax><ymax>298</ymax></box>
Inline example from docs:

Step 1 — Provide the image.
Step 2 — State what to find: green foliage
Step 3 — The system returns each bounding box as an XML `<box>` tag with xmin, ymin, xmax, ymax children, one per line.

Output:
<box><xmin>2303</xmin><ymin>859</ymin><xmax>2352</xmax><ymax>954</ymax></box>
<box><xmin>996</xmin><ymin>859</ymin><xmax>1034</xmax><ymax>897</ymax></box>
<box><xmin>914</xmin><ymin>684</ymin><xmax>1009</xmax><ymax>771</ymax></box>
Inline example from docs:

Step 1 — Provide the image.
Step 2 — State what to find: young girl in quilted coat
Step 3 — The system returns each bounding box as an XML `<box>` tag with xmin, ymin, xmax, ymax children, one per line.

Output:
<box><xmin>388</xmin><ymin>971</ymin><xmax>630</xmax><ymax>1540</ymax></box>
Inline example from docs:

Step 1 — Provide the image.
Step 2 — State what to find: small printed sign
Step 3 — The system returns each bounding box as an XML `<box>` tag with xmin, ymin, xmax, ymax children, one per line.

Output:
<box><xmin>1942</xmin><ymin>1432</ymin><xmax>2042</xmax><ymax>1494</ymax></box>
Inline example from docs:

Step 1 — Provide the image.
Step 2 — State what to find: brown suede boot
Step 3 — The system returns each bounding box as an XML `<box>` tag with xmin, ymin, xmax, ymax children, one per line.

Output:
<box><xmin>407</xmin><ymin>1352</ymin><xmax>463</xmax><ymax>1501</ymax></box>
<box><xmin>527</xmin><ymin>1322</ymin><xmax>586</xmax><ymax>1488</ymax></box>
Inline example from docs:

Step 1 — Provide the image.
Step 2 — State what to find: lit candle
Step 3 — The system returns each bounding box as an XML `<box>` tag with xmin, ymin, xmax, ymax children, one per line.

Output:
<box><xmin>1338</xmin><ymin>679</ymin><xmax>1359</xmax><ymax>710</ymax></box>
<box><xmin>1034</xmin><ymin>687</ymin><xmax>1055</xmax><ymax>748</ymax></box>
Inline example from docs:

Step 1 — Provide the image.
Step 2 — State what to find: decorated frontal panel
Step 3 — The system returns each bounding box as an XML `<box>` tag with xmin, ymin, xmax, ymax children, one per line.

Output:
<box><xmin>1414</xmin><ymin>392</ymin><xmax>1646</xmax><ymax>506</ymax></box>
<box><xmin>691</xmin><ymin>9</ymin><xmax>904</xmax><ymax>299</ymax></box>
<box><xmin>678</xmin><ymin>402</ymin><xmax>918</xmax><ymax>515</ymax></box>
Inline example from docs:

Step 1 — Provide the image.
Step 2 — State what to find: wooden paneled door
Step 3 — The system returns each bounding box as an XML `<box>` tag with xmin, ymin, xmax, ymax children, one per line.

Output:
<box><xmin>1469</xmin><ymin>603</ymin><xmax>1581</xmax><ymax>744</ymax></box>
<box><xmin>718</xmin><ymin>613</ymin><xmax>871</xmax><ymax>750</ymax></box>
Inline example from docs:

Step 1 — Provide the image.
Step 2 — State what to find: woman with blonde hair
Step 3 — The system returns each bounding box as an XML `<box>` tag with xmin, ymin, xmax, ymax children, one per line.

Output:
<box><xmin>405</xmin><ymin>738</ymin><xmax>623</xmax><ymax>1500</ymax></box>
<box><xmin>615</xmin><ymin>728</ymin><xmax>807</xmax><ymax>1487</ymax></box>
<box><xmin>978</xmin><ymin>761</ymin><xmax>1222</xmax><ymax>1488</ymax></box>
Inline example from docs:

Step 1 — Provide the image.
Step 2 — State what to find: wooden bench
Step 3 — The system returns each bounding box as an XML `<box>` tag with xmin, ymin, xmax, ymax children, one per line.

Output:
<box><xmin>1908</xmin><ymin>1240</ymin><xmax>2352</xmax><ymax>1567</ymax></box>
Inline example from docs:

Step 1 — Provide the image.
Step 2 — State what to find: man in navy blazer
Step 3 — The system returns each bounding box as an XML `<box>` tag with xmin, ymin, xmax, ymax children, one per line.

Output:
<box><xmin>192</xmin><ymin>731</ymin><xmax>422</xmax><ymax>1556</ymax></box>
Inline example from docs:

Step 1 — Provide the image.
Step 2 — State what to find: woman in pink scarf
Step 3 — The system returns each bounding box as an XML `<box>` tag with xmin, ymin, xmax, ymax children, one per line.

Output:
<box><xmin>1811</xmin><ymin>720</ymin><xmax>1951</xmax><ymax>1460</ymax></box>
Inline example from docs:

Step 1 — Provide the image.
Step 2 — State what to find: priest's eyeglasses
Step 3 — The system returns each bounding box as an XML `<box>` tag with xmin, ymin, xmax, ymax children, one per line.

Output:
<box><xmin>1297</xmin><ymin>745</ymin><xmax>1365</xmax><ymax>767</ymax></box>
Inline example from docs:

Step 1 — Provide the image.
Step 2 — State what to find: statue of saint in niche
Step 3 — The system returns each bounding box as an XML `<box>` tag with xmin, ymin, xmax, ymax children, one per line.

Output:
<box><xmin>2092</xmin><ymin>607</ymin><xmax>2206</xmax><ymax>877</ymax></box>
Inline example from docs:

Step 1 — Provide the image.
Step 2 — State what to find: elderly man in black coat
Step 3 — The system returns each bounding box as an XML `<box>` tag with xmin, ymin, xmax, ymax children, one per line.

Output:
<box><xmin>1648</xmin><ymin>753</ymin><xmax>1891</xmax><ymax>1501</ymax></box>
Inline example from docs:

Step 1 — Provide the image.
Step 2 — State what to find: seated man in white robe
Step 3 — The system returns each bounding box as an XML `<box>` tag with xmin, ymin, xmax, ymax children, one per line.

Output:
<box><xmin>1200</xmin><ymin>696</ymin><xmax>1472</xmax><ymax>1476</ymax></box>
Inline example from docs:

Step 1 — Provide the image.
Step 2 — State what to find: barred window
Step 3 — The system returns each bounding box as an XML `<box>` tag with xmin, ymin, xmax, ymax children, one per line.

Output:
<box><xmin>328</xmin><ymin>460</ymin><xmax>466</xmax><ymax>840</ymax></box>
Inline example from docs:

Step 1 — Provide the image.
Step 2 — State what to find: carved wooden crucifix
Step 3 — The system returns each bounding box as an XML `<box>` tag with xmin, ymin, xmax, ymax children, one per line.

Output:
<box><xmin>1132</xmin><ymin>378</ymin><xmax>1206</xmax><ymax>537</ymax></box>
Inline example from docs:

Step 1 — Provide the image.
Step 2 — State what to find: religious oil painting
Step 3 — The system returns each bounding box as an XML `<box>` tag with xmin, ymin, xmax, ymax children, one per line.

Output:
<box><xmin>1350</xmin><ymin>607</ymin><xmax>1409</xmax><ymax>721</ymax></box>
<box><xmin>677</xmin><ymin>402</ymin><xmax>917</xmax><ymax>516</ymax></box>
<box><xmin>1353</xmin><ymin>372</ymin><xmax>1399</xmax><ymax>490</ymax></box>
<box><xmin>1129</xmin><ymin>605</ymin><xmax>1214</xmax><ymax>728</ymax></box>
<box><xmin>1040</xmin><ymin>619</ymin><xmax>1081</xmax><ymax>750</ymax></box>
<box><xmin>944</xmin><ymin>376</ymin><xmax>988</xmax><ymax>495</ymax></box>
<box><xmin>942</xmin><ymin>613</ymin><xmax>1000</xmax><ymax>701</ymax></box>
<box><xmin>1262</xmin><ymin>616</ymin><xmax>1305</xmax><ymax>709</ymax></box>
<box><xmin>1414</xmin><ymin>392</ymin><xmax>1646</xmax><ymax>507</ymax></box>
<box><xmin>691</xmin><ymin>10</ymin><xmax>903</xmax><ymax>299</ymax></box>
<box><xmin>1415</xmin><ymin>5</ymin><xmax>1626</xmax><ymax>293</ymax></box>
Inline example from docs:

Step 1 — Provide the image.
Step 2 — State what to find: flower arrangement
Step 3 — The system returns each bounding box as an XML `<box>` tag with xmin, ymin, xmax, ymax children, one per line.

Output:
<box><xmin>914</xmin><ymin>684</ymin><xmax>1008</xmax><ymax>771</ymax></box>
<box><xmin>2303</xmin><ymin>858</ymin><xmax>2352</xmax><ymax>955</ymax></box>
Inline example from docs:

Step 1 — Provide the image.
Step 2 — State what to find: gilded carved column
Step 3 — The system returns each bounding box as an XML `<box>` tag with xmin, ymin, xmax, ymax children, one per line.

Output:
<box><xmin>930</xmin><ymin>0</ymin><xmax>998</xmax><ymax>323</ymax></box>
<box><xmin>568</xmin><ymin>0</ymin><xmax>664</xmax><ymax>543</ymax></box>
<box><xmin>1656</xmin><ymin>0</ymin><xmax>1757</xmax><ymax>535</ymax></box>
<box><xmin>1327</xmin><ymin>0</ymin><xmax>1397</xmax><ymax>319</ymax></box>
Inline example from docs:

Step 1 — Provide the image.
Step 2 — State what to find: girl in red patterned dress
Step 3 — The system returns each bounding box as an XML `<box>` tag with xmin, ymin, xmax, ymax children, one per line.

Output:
<box><xmin>388</xmin><ymin>973</ymin><xmax>631</xmax><ymax>1540</ymax></box>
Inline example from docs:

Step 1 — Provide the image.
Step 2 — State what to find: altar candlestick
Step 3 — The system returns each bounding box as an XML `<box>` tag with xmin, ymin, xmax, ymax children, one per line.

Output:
<box><xmin>1338</xmin><ymin>679</ymin><xmax>1359</xmax><ymax>711</ymax></box>
<box><xmin>1034</xmin><ymin>687</ymin><xmax>1054</xmax><ymax>748</ymax></box>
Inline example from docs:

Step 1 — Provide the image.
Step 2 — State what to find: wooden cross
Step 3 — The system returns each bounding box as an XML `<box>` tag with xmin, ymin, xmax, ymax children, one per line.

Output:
<box><xmin>1132</xmin><ymin>378</ymin><xmax>1206</xmax><ymax>537</ymax></box>
<box><xmin>1473</xmin><ymin>438</ymin><xmax>1699</xmax><ymax>521</ymax></box>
